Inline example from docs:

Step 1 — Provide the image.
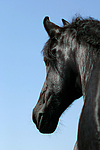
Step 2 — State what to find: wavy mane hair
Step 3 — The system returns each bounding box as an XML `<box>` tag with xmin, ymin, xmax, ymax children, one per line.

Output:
<box><xmin>68</xmin><ymin>17</ymin><xmax>100</xmax><ymax>51</ymax></box>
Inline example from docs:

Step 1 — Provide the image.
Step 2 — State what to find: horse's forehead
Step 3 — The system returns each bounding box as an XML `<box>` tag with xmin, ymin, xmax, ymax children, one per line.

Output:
<box><xmin>56</xmin><ymin>33</ymin><xmax>74</xmax><ymax>61</ymax></box>
<box><xmin>58</xmin><ymin>32</ymin><xmax>67</xmax><ymax>43</ymax></box>
<box><xmin>57</xmin><ymin>31</ymin><xmax>72</xmax><ymax>49</ymax></box>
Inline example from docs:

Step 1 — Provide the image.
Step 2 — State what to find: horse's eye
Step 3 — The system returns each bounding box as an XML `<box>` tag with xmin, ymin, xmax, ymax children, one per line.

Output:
<box><xmin>51</xmin><ymin>48</ymin><xmax>56</xmax><ymax>56</ymax></box>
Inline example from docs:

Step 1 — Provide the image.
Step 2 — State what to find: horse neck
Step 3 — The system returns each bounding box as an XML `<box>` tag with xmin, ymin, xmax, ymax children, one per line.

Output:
<box><xmin>77</xmin><ymin>57</ymin><xmax>100</xmax><ymax>150</ymax></box>
<box><xmin>76</xmin><ymin>44</ymin><xmax>100</xmax><ymax>149</ymax></box>
<box><xmin>76</xmin><ymin>44</ymin><xmax>98</xmax><ymax>100</ymax></box>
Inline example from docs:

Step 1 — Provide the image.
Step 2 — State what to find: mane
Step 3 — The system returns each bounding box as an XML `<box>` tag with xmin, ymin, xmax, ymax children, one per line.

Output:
<box><xmin>68</xmin><ymin>17</ymin><xmax>100</xmax><ymax>51</ymax></box>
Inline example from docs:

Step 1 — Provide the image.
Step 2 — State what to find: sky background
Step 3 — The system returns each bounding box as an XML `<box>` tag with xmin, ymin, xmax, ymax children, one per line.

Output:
<box><xmin>1</xmin><ymin>0</ymin><xmax>100</xmax><ymax>150</ymax></box>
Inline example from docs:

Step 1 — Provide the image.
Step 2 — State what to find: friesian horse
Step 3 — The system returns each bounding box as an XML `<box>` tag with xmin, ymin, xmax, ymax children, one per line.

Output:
<box><xmin>32</xmin><ymin>16</ymin><xmax>100</xmax><ymax>150</ymax></box>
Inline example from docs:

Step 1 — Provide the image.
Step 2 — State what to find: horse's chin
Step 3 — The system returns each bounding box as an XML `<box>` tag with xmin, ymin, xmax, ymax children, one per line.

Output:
<box><xmin>38</xmin><ymin>122</ymin><xmax>58</xmax><ymax>134</ymax></box>
<box><xmin>38</xmin><ymin>124</ymin><xmax>57</xmax><ymax>134</ymax></box>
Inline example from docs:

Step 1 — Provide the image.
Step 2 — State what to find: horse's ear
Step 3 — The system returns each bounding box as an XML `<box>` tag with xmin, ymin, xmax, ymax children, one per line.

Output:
<box><xmin>62</xmin><ymin>19</ymin><xmax>69</xmax><ymax>26</ymax></box>
<box><xmin>43</xmin><ymin>16</ymin><xmax>61</xmax><ymax>39</ymax></box>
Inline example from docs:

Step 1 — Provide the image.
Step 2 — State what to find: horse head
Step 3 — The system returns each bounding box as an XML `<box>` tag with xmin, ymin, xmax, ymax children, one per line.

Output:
<box><xmin>32</xmin><ymin>17</ymin><xmax>82</xmax><ymax>133</ymax></box>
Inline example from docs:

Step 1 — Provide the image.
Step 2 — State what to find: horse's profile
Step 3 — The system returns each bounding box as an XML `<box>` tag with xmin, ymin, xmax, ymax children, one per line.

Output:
<box><xmin>32</xmin><ymin>16</ymin><xmax>100</xmax><ymax>150</ymax></box>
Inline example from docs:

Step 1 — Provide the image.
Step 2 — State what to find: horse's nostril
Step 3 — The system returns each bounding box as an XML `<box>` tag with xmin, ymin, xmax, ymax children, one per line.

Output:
<box><xmin>39</xmin><ymin>113</ymin><xmax>43</xmax><ymax>121</ymax></box>
<box><xmin>38</xmin><ymin>113</ymin><xmax>44</xmax><ymax>128</ymax></box>
<box><xmin>39</xmin><ymin>113</ymin><xmax>43</xmax><ymax>117</ymax></box>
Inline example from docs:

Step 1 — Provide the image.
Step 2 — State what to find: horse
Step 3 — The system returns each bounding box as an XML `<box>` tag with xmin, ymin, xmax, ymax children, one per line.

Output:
<box><xmin>32</xmin><ymin>16</ymin><xmax>100</xmax><ymax>150</ymax></box>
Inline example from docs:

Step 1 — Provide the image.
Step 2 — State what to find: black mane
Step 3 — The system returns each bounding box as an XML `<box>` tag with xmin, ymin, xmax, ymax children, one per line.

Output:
<box><xmin>68</xmin><ymin>17</ymin><xmax>100</xmax><ymax>51</ymax></box>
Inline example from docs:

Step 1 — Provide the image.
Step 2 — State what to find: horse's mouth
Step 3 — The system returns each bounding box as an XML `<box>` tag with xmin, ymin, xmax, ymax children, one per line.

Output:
<box><xmin>36</xmin><ymin>112</ymin><xmax>59</xmax><ymax>134</ymax></box>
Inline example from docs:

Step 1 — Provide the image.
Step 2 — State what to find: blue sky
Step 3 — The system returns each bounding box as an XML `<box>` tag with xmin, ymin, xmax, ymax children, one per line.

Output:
<box><xmin>1</xmin><ymin>0</ymin><xmax>100</xmax><ymax>150</ymax></box>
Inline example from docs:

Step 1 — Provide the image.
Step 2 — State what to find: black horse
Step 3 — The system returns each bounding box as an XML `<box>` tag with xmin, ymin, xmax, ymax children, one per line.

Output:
<box><xmin>32</xmin><ymin>16</ymin><xmax>100</xmax><ymax>150</ymax></box>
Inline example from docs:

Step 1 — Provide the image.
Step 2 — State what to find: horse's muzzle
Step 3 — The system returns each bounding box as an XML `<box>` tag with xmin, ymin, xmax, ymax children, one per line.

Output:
<box><xmin>32</xmin><ymin>108</ymin><xmax>59</xmax><ymax>134</ymax></box>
